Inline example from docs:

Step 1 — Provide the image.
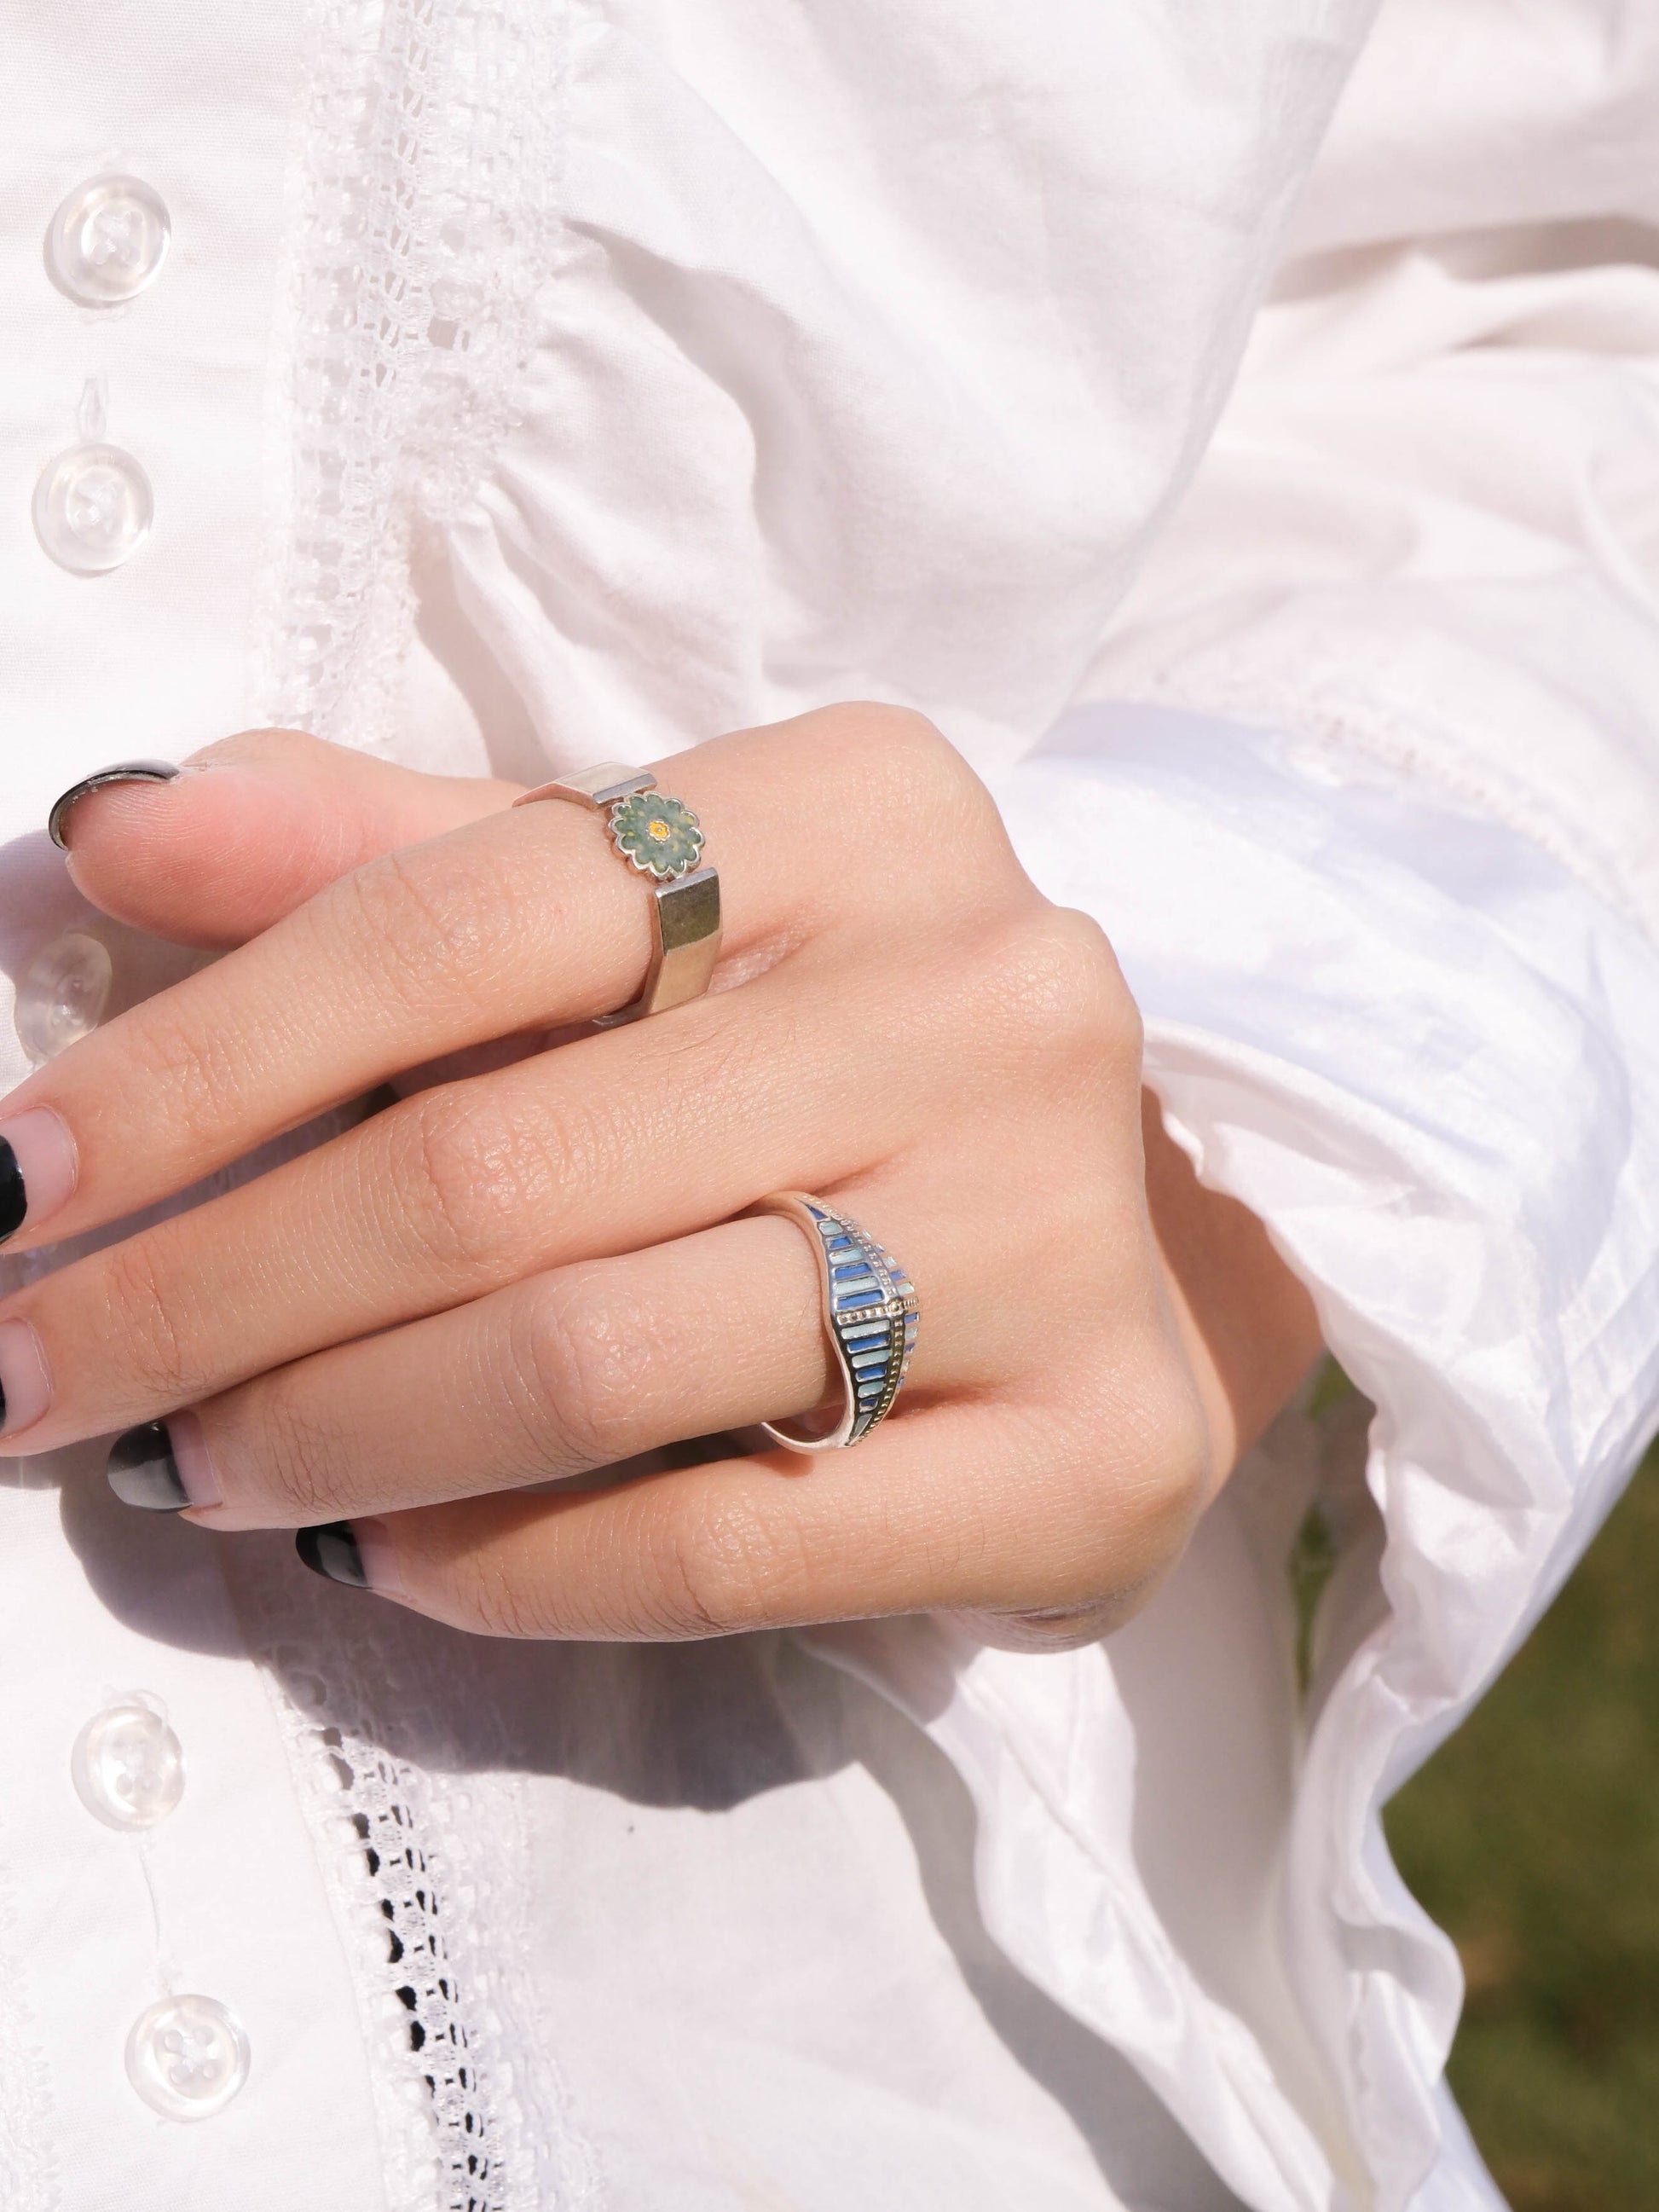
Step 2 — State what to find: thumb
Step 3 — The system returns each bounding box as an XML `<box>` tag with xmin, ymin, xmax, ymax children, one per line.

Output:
<box><xmin>51</xmin><ymin>729</ymin><xmax>525</xmax><ymax>948</ymax></box>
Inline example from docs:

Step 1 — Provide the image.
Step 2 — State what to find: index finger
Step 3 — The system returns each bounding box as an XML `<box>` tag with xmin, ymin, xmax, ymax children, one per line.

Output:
<box><xmin>0</xmin><ymin>754</ymin><xmax>717</xmax><ymax>1254</ymax></box>
<box><xmin>0</xmin><ymin>712</ymin><xmax>928</xmax><ymax>1257</ymax></box>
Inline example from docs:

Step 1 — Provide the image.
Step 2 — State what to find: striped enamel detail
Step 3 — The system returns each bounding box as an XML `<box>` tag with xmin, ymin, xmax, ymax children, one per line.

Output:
<box><xmin>805</xmin><ymin>1204</ymin><xmax>920</xmax><ymax>1444</ymax></box>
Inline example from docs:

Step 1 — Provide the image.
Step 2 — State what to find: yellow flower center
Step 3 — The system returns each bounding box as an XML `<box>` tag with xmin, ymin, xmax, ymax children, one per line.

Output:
<box><xmin>647</xmin><ymin>818</ymin><xmax>671</xmax><ymax>842</ymax></box>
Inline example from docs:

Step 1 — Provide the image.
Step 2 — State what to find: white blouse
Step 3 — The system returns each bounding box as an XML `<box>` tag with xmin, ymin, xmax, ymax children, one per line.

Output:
<box><xmin>3</xmin><ymin>2</ymin><xmax>1658</xmax><ymax>2207</ymax></box>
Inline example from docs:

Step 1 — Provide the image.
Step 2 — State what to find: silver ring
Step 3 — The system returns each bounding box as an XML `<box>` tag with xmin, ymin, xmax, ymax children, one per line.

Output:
<box><xmin>754</xmin><ymin>1193</ymin><xmax>919</xmax><ymax>1452</ymax></box>
<box><xmin>514</xmin><ymin>761</ymin><xmax>721</xmax><ymax>1024</ymax></box>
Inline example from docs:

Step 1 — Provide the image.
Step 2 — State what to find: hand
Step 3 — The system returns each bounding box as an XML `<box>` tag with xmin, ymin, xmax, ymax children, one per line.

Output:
<box><xmin>0</xmin><ymin>710</ymin><xmax>1319</xmax><ymax>1646</ymax></box>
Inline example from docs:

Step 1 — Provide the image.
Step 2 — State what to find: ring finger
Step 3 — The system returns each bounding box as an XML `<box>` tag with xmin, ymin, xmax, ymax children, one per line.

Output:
<box><xmin>119</xmin><ymin>1189</ymin><xmax>988</xmax><ymax>1530</ymax></box>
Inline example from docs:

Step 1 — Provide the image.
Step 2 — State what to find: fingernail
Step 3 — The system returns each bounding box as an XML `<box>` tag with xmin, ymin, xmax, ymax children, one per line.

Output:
<box><xmin>0</xmin><ymin>1109</ymin><xmax>79</xmax><ymax>1242</ymax></box>
<box><xmin>48</xmin><ymin>760</ymin><xmax>180</xmax><ymax>852</ymax></box>
<box><xmin>0</xmin><ymin>1320</ymin><xmax>52</xmax><ymax>1436</ymax></box>
<box><xmin>107</xmin><ymin>1410</ymin><xmax>220</xmax><ymax>1512</ymax></box>
<box><xmin>296</xmin><ymin>1517</ymin><xmax>400</xmax><ymax>1595</ymax></box>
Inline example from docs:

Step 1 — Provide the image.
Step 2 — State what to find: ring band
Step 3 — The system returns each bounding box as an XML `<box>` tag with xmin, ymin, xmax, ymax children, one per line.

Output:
<box><xmin>514</xmin><ymin>761</ymin><xmax>721</xmax><ymax>1024</ymax></box>
<box><xmin>754</xmin><ymin>1193</ymin><xmax>919</xmax><ymax>1452</ymax></box>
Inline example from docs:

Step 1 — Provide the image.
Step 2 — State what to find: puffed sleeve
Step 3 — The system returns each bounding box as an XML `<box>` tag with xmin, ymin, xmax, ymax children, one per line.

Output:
<box><xmin>427</xmin><ymin>0</ymin><xmax>1375</xmax><ymax>779</ymax></box>
<box><xmin>818</xmin><ymin>13</ymin><xmax>1659</xmax><ymax>2212</ymax></box>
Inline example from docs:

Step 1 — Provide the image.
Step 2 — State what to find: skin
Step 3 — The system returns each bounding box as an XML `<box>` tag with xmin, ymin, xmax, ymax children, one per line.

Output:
<box><xmin>1</xmin><ymin>709</ymin><xmax>1321</xmax><ymax>1647</ymax></box>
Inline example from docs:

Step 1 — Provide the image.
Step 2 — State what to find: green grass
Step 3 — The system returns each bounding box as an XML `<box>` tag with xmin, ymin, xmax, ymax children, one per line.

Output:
<box><xmin>1384</xmin><ymin>1443</ymin><xmax>1659</xmax><ymax>2210</ymax></box>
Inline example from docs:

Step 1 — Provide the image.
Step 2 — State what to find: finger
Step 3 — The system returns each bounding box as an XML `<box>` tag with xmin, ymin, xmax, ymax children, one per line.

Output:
<box><xmin>159</xmin><ymin>1201</ymin><xmax>968</xmax><ymax>1529</ymax></box>
<box><xmin>0</xmin><ymin>948</ymin><xmax>1064</xmax><ymax>1458</ymax></box>
<box><xmin>55</xmin><ymin>728</ymin><xmax>523</xmax><ymax>947</ymax></box>
<box><xmin>1</xmin><ymin>735</ymin><xmax>750</xmax><ymax>1251</ymax></box>
<box><xmin>292</xmin><ymin>1395</ymin><xmax>1194</xmax><ymax>1641</ymax></box>
<box><xmin>2</xmin><ymin>715</ymin><xmax>966</xmax><ymax>1254</ymax></box>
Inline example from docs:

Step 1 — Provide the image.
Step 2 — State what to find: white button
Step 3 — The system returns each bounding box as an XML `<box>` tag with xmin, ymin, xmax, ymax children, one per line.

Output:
<box><xmin>46</xmin><ymin>175</ymin><xmax>171</xmax><ymax>306</ymax></box>
<box><xmin>14</xmin><ymin>931</ymin><xmax>113</xmax><ymax>1061</ymax></box>
<box><xmin>71</xmin><ymin>1701</ymin><xmax>185</xmax><ymax>1831</ymax></box>
<box><xmin>33</xmin><ymin>443</ymin><xmax>153</xmax><ymax>575</ymax></box>
<box><xmin>125</xmin><ymin>1995</ymin><xmax>250</xmax><ymax>2121</ymax></box>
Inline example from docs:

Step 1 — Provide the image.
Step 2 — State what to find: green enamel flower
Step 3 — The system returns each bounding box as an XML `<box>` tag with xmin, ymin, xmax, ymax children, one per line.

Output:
<box><xmin>608</xmin><ymin>790</ymin><xmax>705</xmax><ymax>879</ymax></box>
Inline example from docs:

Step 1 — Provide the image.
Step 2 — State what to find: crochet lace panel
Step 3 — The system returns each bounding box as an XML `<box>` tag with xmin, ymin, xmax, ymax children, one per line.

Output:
<box><xmin>284</xmin><ymin>1684</ymin><xmax>506</xmax><ymax>2211</ymax></box>
<box><xmin>254</xmin><ymin>0</ymin><xmax>565</xmax><ymax>752</ymax></box>
<box><xmin>246</xmin><ymin>1590</ymin><xmax>598</xmax><ymax>2212</ymax></box>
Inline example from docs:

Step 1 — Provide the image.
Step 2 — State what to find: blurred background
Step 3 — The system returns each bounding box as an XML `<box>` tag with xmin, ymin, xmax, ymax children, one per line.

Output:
<box><xmin>1386</xmin><ymin>1441</ymin><xmax>1659</xmax><ymax>2210</ymax></box>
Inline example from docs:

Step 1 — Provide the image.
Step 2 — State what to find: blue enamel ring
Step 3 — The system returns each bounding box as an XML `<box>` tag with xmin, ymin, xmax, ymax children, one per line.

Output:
<box><xmin>754</xmin><ymin>1193</ymin><xmax>919</xmax><ymax>1452</ymax></box>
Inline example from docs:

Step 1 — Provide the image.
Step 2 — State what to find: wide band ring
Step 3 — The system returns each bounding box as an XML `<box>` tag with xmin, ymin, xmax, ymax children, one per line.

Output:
<box><xmin>514</xmin><ymin>761</ymin><xmax>721</xmax><ymax>1024</ymax></box>
<box><xmin>754</xmin><ymin>1193</ymin><xmax>919</xmax><ymax>1452</ymax></box>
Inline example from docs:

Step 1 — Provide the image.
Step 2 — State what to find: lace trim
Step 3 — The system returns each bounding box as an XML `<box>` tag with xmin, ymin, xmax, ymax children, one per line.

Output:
<box><xmin>240</xmin><ymin>1580</ymin><xmax>598</xmax><ymax>2212</ymax></box>
<box><xmin>277</xmin><ymin>1666</ymin><xmax>507</xmax><ymax>2210</ymax></box>
<box><xmin>255</xmin><ymin>0</ymin><xmax>565</xmax><ymax>750</ymax></box>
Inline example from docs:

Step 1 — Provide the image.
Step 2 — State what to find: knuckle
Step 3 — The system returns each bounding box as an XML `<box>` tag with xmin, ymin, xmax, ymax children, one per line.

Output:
<box><xmin>246</xmin><ymin>1397</ymin><xmax>342</xmax><ymax>1520</ymax></box>
<box><xmin>647</xmin><ymin>1488</ymin><xmax>800</xmax><ymax>1639</ymax></box>
<box><xmin>333</xmin><ymin>839</ymin><xmax>529</xmax><ymax>1012</ymax></box>
<box><xmin>379</xmin><ymin>1089</ymin><xmax>562</xmax><ymax>1285</ymax></box>
<box><xmin>116</xmin><ymin>997</ymin><xmax>259</xmax><ymax>1149</ymax></box>
<box><xmin>441</xmin><ymin>1468</ymin><xmax>808</xmax><ymax>1645</ymax></box>
<box><xmin>860</xmin><ymin>704</ymin><xmax>957</xmax><ymax>775</ymax></box>
<box><xmin>1082</xmin><ymin>1359</ymin><xmax>1211</xmax><ymax>1589</ymax></box>
<box><xmin>991</xmin><ymin>1356</ymin><xmax>1210</xmax><ymax>1638</ymax></box>
<box><xmin>779</xmin><ymin>705</ymin><xmax>1018</xmax><ymax>910</ymax></box>
<box><xmin>509</xmin><ymin>1272</ymin><xmax>646</xmax><ymax>1474</ymax></box>
<box><xmin>813</xmin><ymin>699</ymin><xmax>946</xmax><ymax>760</ymax></box>
<box><xmin>99</xmin><ymin>1236</ymin><xmax>198</xmax><ymax>1400</ymax></box>
<box><xmin>447</xmin><ymin>1549</ymin><xmax>559</xmax><ymax>1642</ymax></box>
<box><xmin>815</xmin><ymin>703</ymin><xmax>984</xmax><ymax>809</ymax></box>
<box><xmin>974</xmin><ymin>903</ymin><xmax>1141</xmax><ymax>1070</ymax></box>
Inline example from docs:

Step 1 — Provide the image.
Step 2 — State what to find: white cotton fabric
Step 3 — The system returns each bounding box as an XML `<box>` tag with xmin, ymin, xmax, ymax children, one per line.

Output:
<box><xmin>0</xmin><ymin>1</ymin><xmax>1656</xmax><ymax>2208</ymax></box>
<box><xmin>989</xmin><ymin>711</ymin><xmax>1659</xmax><ymax>2210</ymax></box>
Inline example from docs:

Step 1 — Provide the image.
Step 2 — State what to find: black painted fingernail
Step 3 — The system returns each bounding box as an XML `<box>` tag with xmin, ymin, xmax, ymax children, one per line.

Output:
<box><xmin>107</xmin><ymin>1421</ymin><xmax>189</xmax><ymax>1511</ymax></box>
<box><xmin>297</xmin><ymin>1520</ymin><xmax>368</xmax><ymax>1587</ymax></box>
<box><xmin>49</xmin><ymin>760</ymin><xmax>180</xmax><ymax>851</ymax></box>
<box><xmin>0</xmin><ymin>1138</ymin><xmax>25</xmax><ymax>1244</ymax></box>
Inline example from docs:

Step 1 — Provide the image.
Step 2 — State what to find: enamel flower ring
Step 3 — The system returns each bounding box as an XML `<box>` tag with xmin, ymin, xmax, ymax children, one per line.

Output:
<box><xmin>512</xmin><ymin>763</ymin><xmax>721</xmax><ymax>1023</ymax></box>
